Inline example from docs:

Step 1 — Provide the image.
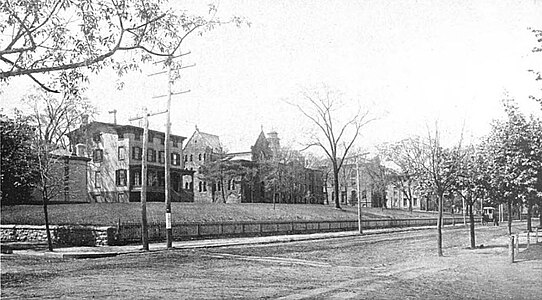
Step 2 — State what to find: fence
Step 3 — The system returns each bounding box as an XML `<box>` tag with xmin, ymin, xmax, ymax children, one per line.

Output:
<box><xmin>116</xmin><ymin>217</ymin><xmax>470</xmax><ymax>244</ymax></box>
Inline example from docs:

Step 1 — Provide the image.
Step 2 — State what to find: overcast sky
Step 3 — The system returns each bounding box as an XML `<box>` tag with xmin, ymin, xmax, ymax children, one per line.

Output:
<box><xmin>2</xmin><ymin>0</ymin><xmax>542</xmax><ymax>154</ymax></box>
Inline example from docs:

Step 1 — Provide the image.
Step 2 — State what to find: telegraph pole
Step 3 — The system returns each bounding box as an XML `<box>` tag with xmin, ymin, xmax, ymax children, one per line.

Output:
<box><xmin>130</xmin><ymin>108</ymin><xmax>167</xmax><ymax>251</ymax></box>
<box><xmin>356</xmin><ymin>157</ymin><xmax>362</xmax><ymax>234</ymax></box>
<box><xmin>150</xmin><ymin>54</ymin><xmax>194</xmax><ymax>249</ymax></box>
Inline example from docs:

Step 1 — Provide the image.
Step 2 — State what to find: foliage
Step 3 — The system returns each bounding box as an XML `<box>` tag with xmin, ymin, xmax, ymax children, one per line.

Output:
<box><xmin>0</xmin><ymin>112</ymin><xmax>38</xmax><ymax>203</ymax></box>
<box><xmin>198</xmin><ymin>153</ymin><xmax>257</xmax><ymax>203</ymax></box>
<box><xmin>292</xmin><ymin>85</ymin><xmax>373</xmax><ymax>208</ymax></box>
<box><xmin>0</xmin><ymin>0</ymin><xmax>248</xmax><ymax>94</ymax></box>
<box><xmin>481</xmin><ymin>99</ymin><xmax>542</xmax><ymax>232</ymax></box>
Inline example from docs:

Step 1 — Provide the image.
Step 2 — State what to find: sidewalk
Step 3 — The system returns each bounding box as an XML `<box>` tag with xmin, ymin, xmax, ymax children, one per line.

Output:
<box><xmin>3</xmin><ymin>225</ymin><xmax>442</xmax><ymax>259</ymax></box>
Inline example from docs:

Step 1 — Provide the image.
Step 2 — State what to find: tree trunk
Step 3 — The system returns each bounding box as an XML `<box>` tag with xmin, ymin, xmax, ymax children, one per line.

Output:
<box><xmin>437</xmin><ymin>192</ymin><xmax>443</xmax><ymax>257</ymax></box>
<box><xmin>42</xmin><ymin>187</ymin><xmax>53</xmax><ymax>252</ymax></box>
<box><xmin>333</xmin><ymin>166</ymin><xmax>341</xmax><ymax>209</ymax></box>
<box><xmin>468</xmin><ymin>203</ymin><xmax>475</xmax><ymax>249</ymax></box>
<box><xmin>507</xmin><ymin>199</ymin><xmax>513</xmax><ymax>235</ymax></box>
<box><xmin>526</xmin><ymin>202</ymin><xmax>532</xmax><ymax>232</ymax></box>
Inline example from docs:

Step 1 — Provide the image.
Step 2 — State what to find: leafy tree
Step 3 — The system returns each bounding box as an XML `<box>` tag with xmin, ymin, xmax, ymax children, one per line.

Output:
<box><xmin>292</xmin><ymin>85</ymin><xmax>373</xmax><ymax>209</ymax></box>
<box><xmin>453</xmin><ymin>146</ymin><xmax>489</xmax><ymax>249</ymax></box>
<box><xmin>483</xmin><ymin>99</ymin><xmax>542</xmax><ymax>234</ymax></box>
<box><xmin>1</xmin><ymin>0</ymin><xmax>247</xmax><ymax>93</ymax></box>
<box><xmin>198</xmin><ymin>153</ymin><xmax>257</xmax><ymax>203</ymax></box>
<box><xmin>0</xmin><ymin>111</ymin><xmax>38</xmax><ymax>203</ymax></box>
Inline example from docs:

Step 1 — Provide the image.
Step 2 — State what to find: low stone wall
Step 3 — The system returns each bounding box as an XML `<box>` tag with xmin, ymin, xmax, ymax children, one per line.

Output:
<box><xmin>0</xmin><ymin>225</ymin><xmax>115</xmax><ymax>246</ymax></box>
<box><xmin>1</xmin><ymin>217</ymin><xmax>472</xmax><ymax>247</ymax></box>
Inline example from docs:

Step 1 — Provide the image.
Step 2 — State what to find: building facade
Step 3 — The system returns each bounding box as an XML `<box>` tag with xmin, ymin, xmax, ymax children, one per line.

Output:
<box><xmin>68</xmin><ymin>121</ymin><xmax>194</xmax><ymax>203</ymax></box>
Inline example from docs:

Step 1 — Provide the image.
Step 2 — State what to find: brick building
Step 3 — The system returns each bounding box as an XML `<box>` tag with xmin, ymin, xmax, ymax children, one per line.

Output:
<box><xmin>67</xmin><ymin>121</ymin><xmax>194</xmax><ymax>203</ymax></box>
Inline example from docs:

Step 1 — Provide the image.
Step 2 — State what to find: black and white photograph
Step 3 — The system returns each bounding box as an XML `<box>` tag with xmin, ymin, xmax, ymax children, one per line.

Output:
<box><xmin>1</xmin><ymin>0</ymin><xmax>541</xmax><ymax>299</ymax></box>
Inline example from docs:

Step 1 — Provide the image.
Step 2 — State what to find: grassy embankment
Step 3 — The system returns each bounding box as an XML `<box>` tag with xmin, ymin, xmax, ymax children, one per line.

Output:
<box><xmin>1</xmin><ymin>203</ymin><xmax>446</xmax><ymax>226</ymax></box>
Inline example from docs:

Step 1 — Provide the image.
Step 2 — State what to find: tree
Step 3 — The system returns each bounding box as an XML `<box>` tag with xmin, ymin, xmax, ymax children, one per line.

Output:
<box><xmin>1</xmin><ymin>0</ymin><xmax>247</xmax><ymax>93</ymax></box>
<box><xmin>0</xmin><ymin>111</ymin><xmax>38</xmax><ymax>203</ymax></box>
<box><xmin>528</xmin><ymin>28</ymin><xmax>542</xmax><ymax>110</ymax></box>
<box><xmin>483</xmin><ymin>99</ymin><xmax>542</xmax><ymax>234</ymax></box>
<box><xmin>292</xmin><ymin>85</ymin><xmax>372</xmax><ymax>209</ymax></box>
<box><xmin>453</xmin><ymin>146</ymin><xmax>488</xmax><ymax>249</ymax></box>
<box><xmin>379</xmin><ymin>140</ymin><xmax>422</xmax><ymax>212</ymax></box>
<box><xmin>23</xmin><ymin>90</ymin><xmax>96</xmax><ymax>251</ymax></box>
<box><xmin>411</xmin><ymin>129</ymin><xmax>463</xmax><ymax>257</ymax></box>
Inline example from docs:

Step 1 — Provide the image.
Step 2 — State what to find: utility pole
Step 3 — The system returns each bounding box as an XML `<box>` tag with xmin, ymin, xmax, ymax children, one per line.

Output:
<box><xmin>356</xmin><ymin>157</ymin><xmax>362</xmax><ymax>234</ymax></box>
<box><xmin>129</xmin><ymin>108</ymin><xmax>167</xmax><ymax>251</ymax></box>
<box><xmin>150</xmin><ymin>54</ymin><xmax>194</xmax><ymax>249</ymax></box>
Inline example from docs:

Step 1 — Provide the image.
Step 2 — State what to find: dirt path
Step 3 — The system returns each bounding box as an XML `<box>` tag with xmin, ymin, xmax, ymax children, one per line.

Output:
<box><xmin>1</xmin><ymin>224</ymin><xmax>541</xmax><ymax>299</ymax></box>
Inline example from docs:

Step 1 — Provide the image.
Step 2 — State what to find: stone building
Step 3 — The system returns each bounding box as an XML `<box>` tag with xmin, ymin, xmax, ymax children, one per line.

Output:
<box><xmin>184</xmin><ymin>128</ymin><xmax>325</xmax><ymax>204</ymax></box>
<box><xmin>67</xmin><ymin>121</ymin><xmax>194</xmax><ymax>203</ymax></box>
<box><xmin>182</xmin><ymin>127</ymin><xmax>226</xmax><ymax>203</ymax></box>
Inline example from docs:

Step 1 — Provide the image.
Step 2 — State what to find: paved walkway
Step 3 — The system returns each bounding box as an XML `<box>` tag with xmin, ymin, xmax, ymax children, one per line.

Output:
<box><xmin>3</xmin><ymin>225</ymin><xmax>443</xmax><ymax>259</ymax></box>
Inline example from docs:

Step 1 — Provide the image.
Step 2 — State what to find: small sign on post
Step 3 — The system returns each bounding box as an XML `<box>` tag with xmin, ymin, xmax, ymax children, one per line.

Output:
<box><xmin>509</xmin><ymin>235</ymin><xmax>515</xmax><ymax>263</ymax></box>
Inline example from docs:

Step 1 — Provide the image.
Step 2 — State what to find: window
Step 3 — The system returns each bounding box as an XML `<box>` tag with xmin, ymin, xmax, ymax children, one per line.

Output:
<box><xmin>231</xmin><ymin>179</ymin><xmax>235</xmax><ymax>190</ymax></box>
<box><xmin>217</xmin><ymin>182</ymin><xmax>221</xmax><ymax>191</ymax></box>
<box><xmin>148</xmin><ymin>149</ymin><xmax>156</xmax><ymax>162</ymax></box>
<box><xmin>199</xmin><ymin>181</ymin><xmax>203</xmax><ymax>192</ymax></box>
<box><xmin>134</xmin><ymin>133</ymin><xmax>141</xmax><ymax>141</ymax></box>
<box><xmin>92</xmin><ymin>133</ymin><xmax>101</xmax><ymax>143</ymax></box>
<box><xmin>159</xmin><ymin>151</ymin><xmax>165</xmax><ymax>164</ymax></box>
<box><xmin>198</xmin><ymin>153</ymin><xmax>202</xmax><ymax>161</ymax></box>
<box><xmin>132</xmin><ymin>147</ymin><xmax>142</xmax><ymax>160</ymax></box>
<box><xmin>132</xmin><ymin>170</ymin><xmax>141</xmax><ymax>186</ymax></box>
<box><xmin>190</xmin><ymin>154</ymin><xmax>193</xmax><ymax>162</ymax></box>
<box><xmin>118</xmin><ymin>147</ymin><xmax>126</xmax><ymax>160</ymax></box>
<box><xmin>171</xmin><ymin>153</ymin><xmax>180</xmax><ymax>166</ymax></box>
<box><xmin>403</xmin><ymin>198</ymin><xmax>408</xmax><ymax>207</ymax></box>
<box><xmin>185</xmin><ymin>182</ymin><xmax>189</xmax><ymax>190</ymax></box>
<box><xmin>172</xmin><ymin>139</ymin><xmax>179</xmax><ymax>148</ymax></box>
<box><xmin>158</xmin><ymin>171</ymin><xmax>165</xmax><ymax>186</ymax></box>
<box><xmin>184</xmin><ymin>155</ymin><xmax>188</xmax><ymax>162</ymax></box>
<box><xmin>95</xmin><ymin>171</ymin><xmax>101</xmax><ymax>188</ymax></box>
<box><xmin>116</xmin><ymin>169</ymin><xmax>127</xmax><ymax>186</ymax></box>
<box><xmin>203</xmin><ymin>181</ymin><xmax>207</xmax><ymax>192</ymax></box>
<box><xmin>413</xmin><ymin>198</ymin><xmax>418</xmax><ymax>207</ymax></box>
<box><xmin>93</xmin><ymin>149</ymin><xmax>103</xmax><ymax>162</ymax></box>
<box><xmin>148</xmin><ymin>170</ymin><xmax>158</xmax><ymax>186</ymax></box>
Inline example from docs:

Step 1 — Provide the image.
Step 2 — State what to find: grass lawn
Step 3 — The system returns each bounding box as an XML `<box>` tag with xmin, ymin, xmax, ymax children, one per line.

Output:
<box><xmin>1</xmin><ymin>202</ymin><xmax>447</xmax><ymax>226</ymax></box>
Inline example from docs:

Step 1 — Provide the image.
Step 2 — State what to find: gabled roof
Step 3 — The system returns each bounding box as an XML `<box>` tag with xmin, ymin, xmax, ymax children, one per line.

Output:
<box><xmin>183</xmin><ymin>128</ymin><xmax>223</xmax><ymax>153</ymax></box>
<box><xmin>198</xmin><ymin>131</ymin><xmax>222</xmax><ymax>152</ymax></box>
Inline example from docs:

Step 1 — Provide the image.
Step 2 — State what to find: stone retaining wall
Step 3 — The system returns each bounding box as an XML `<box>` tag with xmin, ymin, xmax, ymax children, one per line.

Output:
<box><xmin>0</xmin><ymin>225</ymin><xmax>114</xmax><ymax>246</ymax></box>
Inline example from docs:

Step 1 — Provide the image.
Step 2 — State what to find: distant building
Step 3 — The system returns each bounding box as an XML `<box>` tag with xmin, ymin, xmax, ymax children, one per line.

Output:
<box><xmin>183</xmin><ymin>126</ymin><xmax>225</xmax><ymax>203</ymax></box>
<box><xmin>67</xmin><ymin>121</ymin><xmax>194</xmax><ymax>203</ymax></box>
<box><xmin>184</xmin><ymin>128</ymin><xmax>325</xmax><ymax>204</ymax></box>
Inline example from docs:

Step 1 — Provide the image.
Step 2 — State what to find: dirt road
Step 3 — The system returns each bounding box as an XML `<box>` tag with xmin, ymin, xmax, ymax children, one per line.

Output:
<box><xmin>2</xmin><ymin>224</ymin><xmax>541</xmax><ymax>299</ymax></box>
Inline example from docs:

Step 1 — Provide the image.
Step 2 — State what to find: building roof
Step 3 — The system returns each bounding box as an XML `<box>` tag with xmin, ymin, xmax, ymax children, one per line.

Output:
<box><xmin>198</xmin><ymin>131</ymin><xmax>222</xmax><ymax>152</ymax></box>
<box><xmin>68</xmin><ymin>121</ymin><xmax>186</xmax><ymax>142</ymax></box>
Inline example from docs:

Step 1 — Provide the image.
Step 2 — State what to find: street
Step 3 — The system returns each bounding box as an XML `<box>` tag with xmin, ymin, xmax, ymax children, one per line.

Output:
<box><xmin>1</xmin><ymin>224</ymin><xmax>541</xmax><ymax>299</ymax></box>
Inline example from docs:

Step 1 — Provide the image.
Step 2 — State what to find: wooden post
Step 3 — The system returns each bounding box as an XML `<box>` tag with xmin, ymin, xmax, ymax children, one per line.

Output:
<box><xmin>527</xmin><ymin>231</ymin><xmax>530</xmax><ymax>248</ymax></box>
<box><xmin>536</xmin><ymin>228</ymin><xmax>539</xmax><ymax>244</ymax></box>
<box><xmin>140</xmin><ymin>108</ymin><xmax>149</xmax><ymax>251</ymax></box>
<box><xmin>515</xmin><ymin>233</ymin><xmax>520</xmax><ymax>254</ymax></box>
<box><xmin>509</xmin><ymin>235</ymin><xmax>515</xmax><ymax>263</ymax></box>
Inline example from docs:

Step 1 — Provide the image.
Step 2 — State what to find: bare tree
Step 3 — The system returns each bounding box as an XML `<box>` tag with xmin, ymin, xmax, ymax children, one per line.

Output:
<box><xmin>24</xmin><ymin>90</ymin><xmax>96</xmax><ymax>251</ymax></box>
<box><xmin>412</xmin><ymin>128</ymin><xmax>463</xmax><ymax>257</ymax></box>
<box><xmin>292</xmin><ymin>86</ymin><xmax>373</xmax><ymax>209</ymax></box>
